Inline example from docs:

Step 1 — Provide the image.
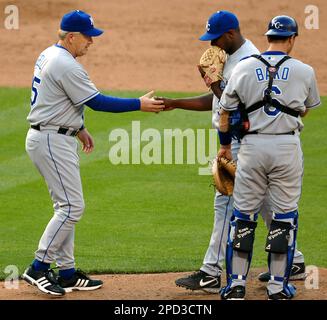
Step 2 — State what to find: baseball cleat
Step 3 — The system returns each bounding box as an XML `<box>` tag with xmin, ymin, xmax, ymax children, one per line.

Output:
<box><xmin>258</xmin><ymin>263</ymin><xmax>307</xmax><ymax>282</ymax></box>
<box><xmin>267</xmin><ymin>284</ymin><xmax>296</xmax><ymax>300</ymax></box>
<box><xmin>22</xmin><ymin>265</ymin><xmax>65</xmax><ymax>296</ymax></box>
<box><xmin>175</xmin><ymin>270</ymin><xmax>221</xmax><ymax>293</ymax></box>
<box><xmin>220</xmin><ymin>285</ymin><xmax>246</xmax><ymax>300</ymax></box>
<box><xmin>268</xmin><ymin>291</ymin><xmax>294</xmax><ymax>300</ymax></box>
<box><xmin>58</xmin><ymin>269</ymin><xmax>103</xmax><ymax>293</ymax></box>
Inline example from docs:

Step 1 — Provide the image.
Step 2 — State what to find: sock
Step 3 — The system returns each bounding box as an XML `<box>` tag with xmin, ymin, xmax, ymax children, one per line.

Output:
<box><xmin>59</xmin><ymin>268</ymin><xmax>75</xmax><ymax>279</ymax></box>
<box><xmin>32</xmin><ymin>259</ymin><xmax>50</xmax><ymax>271</ymax></box>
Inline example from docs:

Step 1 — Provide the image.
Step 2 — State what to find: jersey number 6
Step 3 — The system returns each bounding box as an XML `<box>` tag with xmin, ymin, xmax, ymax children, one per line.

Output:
<box><xmin>31</xmin><ymin>76</ymin><xmax>41</xmax><ymax>107</ymax></box>
<box><xmin>263</xmin><ymin>85</ymin><xmax>282</xmax><ymax>117</ymax></box>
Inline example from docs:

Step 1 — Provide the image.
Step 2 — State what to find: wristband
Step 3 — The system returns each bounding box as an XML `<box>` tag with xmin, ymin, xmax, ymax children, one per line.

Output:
<box><xmin>218</xmin><ymin>130</ymin><xmax>232</xmax><ymax>145</ymax></box>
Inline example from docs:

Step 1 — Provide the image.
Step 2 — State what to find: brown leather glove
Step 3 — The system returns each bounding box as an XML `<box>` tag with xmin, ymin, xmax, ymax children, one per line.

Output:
<box><xmin>198</xmin><ymin>46</ymin><xmax>226</xmax><ymax>88</ymax></box>
<box><xmin>212</xmin><ymin>156</ymin><xmax>236</xmax><ymax>196</ymax></box>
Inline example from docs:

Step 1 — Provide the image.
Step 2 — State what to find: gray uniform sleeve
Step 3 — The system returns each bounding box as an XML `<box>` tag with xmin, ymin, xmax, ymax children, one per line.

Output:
<box><xmin>304</xmin><ymin>68</ymin><xmax>321</xmax><ymax>108</ymax></box>
<box><xmin>60</xmin><ymin>67</ymin><xmax>99</xmax><ymax>106</ymax></box>
<box><xmin>218</xmin><ymin>69</ymin><xmax>242</xmax><ymax>111</ymax></box>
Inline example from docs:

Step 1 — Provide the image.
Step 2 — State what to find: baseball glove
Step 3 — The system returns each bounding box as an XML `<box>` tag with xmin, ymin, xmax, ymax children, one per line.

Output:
<box><xmin>212</xmin><ymin>156</ymin><xmax>237</xmax><ymax>196</ymax></box>
<box><xmin>199</xmin><ymin>46</ymin><xmax>226</xmax><ymax>88</ymax></box>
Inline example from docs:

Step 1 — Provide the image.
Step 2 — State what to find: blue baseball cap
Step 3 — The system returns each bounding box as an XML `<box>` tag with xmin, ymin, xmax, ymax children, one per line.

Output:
<box><xmin>60</xmin><ymin>10</ymin><xmax>103</xmax><ymax>37</ymax></box>
<box><xmin>199</xmin><ymin>11</ymin><xmax>239</xmax><ymax>41</ymax></box>
<box><xmin>265</xmin><ymin>15</ymin><xmax>298</xmax><ymax>37</ymax></box>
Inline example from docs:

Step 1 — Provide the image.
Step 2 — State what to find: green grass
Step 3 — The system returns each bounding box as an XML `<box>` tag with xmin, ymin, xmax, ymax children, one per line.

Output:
<box><xmin>0</xmin><ymin>88</ymin><xmax>326</xmax><ymax>279</ymax></box>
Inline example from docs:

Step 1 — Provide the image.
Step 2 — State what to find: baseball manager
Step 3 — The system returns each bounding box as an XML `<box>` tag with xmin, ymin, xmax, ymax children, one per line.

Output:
<box><xmin>22</xmin><ymin>10</ymin><xmax>163</xmax><ymax>296</ymax></box>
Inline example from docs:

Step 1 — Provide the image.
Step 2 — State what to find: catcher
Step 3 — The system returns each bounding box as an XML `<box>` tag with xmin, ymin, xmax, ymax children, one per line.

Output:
<box><xmin>157</xmin><ymin>10</ymin><xmax>306</xmax><ymax>294</ymax></box>
<box><xmin>217</xmin><ymin>15</ymin><xmax>320</xmax><ymax>299</ymax></box>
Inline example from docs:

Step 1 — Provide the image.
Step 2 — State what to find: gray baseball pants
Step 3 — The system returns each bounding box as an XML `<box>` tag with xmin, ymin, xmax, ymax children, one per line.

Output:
<box><xmin>200</xmin><ymin>138</ymin><xmax>304</xmax><ymax>278</ymax></box>
<box><xmin>230</xmin><ymin>134</ymin><xmax>303</xmax><ymax>294</ymax></box>
<box><xmin>26</xmin><ymin>128</ymin><xmax>84</xmax><ymax>270</ymax></box>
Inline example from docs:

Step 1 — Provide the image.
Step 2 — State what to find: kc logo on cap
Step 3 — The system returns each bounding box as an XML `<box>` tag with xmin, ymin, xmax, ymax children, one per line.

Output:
<box><xmin>272</xmin><ymin>21</ymin><xmax>282</xmax><ymax>29</ymax></box>
<box><xmin>60</xmin><ymin>10</ymin><xmax>103</xmax><ymax>37</ymax></box>
<box><xmin>199</xmin><ymin>10</ymin><xmax>239</xmax><ymax>41</ymax></box>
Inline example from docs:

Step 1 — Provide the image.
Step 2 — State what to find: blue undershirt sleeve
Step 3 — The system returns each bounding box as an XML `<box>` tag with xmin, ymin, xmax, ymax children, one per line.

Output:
<box><xmin>85</xmin><ymin>93</ymin><xmax>141</xmax><ymax>112</ymax></box>
<box><xmin>218</xmin><ymin>129</ymin><xmax>232</xmax><ymax>145</ymax></box>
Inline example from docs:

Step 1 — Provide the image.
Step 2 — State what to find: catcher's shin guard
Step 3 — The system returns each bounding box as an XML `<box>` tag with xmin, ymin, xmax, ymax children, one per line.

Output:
<box><xmin>266</xmin><ymin>210</ymin><xmax>298</xmax><ymax>296</ymax></box>
<box><xmin>223</xmin><ymin>209</ymin><xmax>258</xmax><ymax>291</ymax></box>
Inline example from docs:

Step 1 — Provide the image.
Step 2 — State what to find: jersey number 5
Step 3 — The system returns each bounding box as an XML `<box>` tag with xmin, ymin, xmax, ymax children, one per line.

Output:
<box><xmin>263</xmin><ymin>85</ymin><xmax>282</xmax><ymax>117</ymax></box>
<box><xmin>31</xmin><ymin>76</ymin><xmax>41</xmax><ymax>107</ymax></box>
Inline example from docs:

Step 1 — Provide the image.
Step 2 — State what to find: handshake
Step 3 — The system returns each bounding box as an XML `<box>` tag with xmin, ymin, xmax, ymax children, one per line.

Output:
<box><xmin>139</xmin><ymin>91</ymin><xmax>183</xmax><ymax>113</ymax></box>
<box><xmin>138</xmin><ymin>90</ymin><xmax>171</xmax><ymax>113</ymax></box>
<box><xmin>140</xmin><ymin>45</ymin><xmax>226</xmax><ymax>113</ymax></box>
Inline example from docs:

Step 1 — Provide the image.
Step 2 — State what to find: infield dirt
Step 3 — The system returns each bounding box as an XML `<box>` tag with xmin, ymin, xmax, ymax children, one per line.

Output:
<box><xmin>0</xmin><ymin>268</ymin><xmax>326</xmax><ymax>300</ymax></box>
<box><xmin>0</xmin><ymin>0</ymin><xmax>326</xmax><ymax>93</ymax></box>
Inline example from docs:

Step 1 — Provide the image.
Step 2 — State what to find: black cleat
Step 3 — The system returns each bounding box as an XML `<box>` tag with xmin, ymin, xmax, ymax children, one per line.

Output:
<box><xmin>258</xmin><ymin>263</ymin><xmax>306</xmax><ymax>282</ymax></box>
<box><xmin>58</xmin><ymin>269</ymin><xmax>103</xmax><ymax>293</ymax></box>
<box><xmin>175</xmin><ymin>271</ymin><xmax>221</xmax><ymax>293</ymax></box>
<box><xmin>221</xmin><ymin>285</ymin><xmax>246</xmax><ymax>300</ymax></box>
<box><xmin>268</xmin><ymin>288</ymin><xmax>295</xmax><ymax>300</ymax></box>
<box><xmin>22</xmin><ymin>265</ymin><xmax>65</xmax><ymax>296</ymax></box>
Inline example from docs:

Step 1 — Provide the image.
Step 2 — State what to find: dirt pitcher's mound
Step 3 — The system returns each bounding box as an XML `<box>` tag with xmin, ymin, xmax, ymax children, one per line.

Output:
<box><xmin>0</xmin><ymin>268</ymin><xmax>326</xmax><ymax>300</ymax></box>
<box><xmin>0</xmin><ymin>0</ymin><xmax>326</xmax><ymax>94</ymax></box>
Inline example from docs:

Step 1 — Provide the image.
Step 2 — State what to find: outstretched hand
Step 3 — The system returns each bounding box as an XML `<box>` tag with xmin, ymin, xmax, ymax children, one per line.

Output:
<box><xmin>77</xmin><ymin>128</ymin><xmax>94</xmax><ymax>154</ymax></box>
<box><xmin>154</xmin><ymin>96</ymin><xmax>175</xmax><ymax>111</ymax></box>
<box><xmin>140</xmin><ymin>91</ymin><xmax>164</xmax><ymax>112</ymax></box>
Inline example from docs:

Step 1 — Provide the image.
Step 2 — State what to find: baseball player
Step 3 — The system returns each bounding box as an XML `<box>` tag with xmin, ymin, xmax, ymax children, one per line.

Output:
<box><xmin>218</xmin><ymin>15</ymin><xmax>320</xmax><ymax>300</ymax></box>
<box><xmin>162</xmin><ymin>11</ymin><xmax>305</xmax><ymax>293</ymax></box>
<box><xmin>22</xmin><ymin>10</ymin><xmax>163</xmax><ymax>296</ymax></box>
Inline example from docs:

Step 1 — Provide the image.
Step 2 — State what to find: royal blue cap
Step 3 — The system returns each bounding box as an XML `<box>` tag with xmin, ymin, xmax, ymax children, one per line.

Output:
<box><xmin>60</xmin><ymin>10</ymin><xmax>103</xmax><ymax>37</ymax></box>
<box><xmin>199</xmin><ymin>11</ymin><xmax>239</xmax><ymax>41</ymax></box>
